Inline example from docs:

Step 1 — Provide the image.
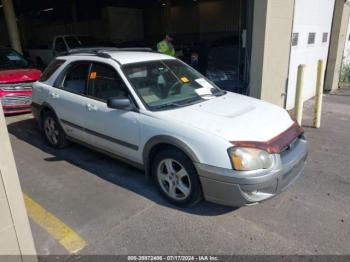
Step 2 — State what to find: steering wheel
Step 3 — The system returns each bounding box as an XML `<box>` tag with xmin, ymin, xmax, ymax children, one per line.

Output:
<box><xmin>168</xmin><ymin>81</ymin><xmax>182</xmax><ymax>96</ymax></box>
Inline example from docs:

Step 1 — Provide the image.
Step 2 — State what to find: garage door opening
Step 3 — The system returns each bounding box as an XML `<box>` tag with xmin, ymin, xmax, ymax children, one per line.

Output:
<box><xmin>6</xmin><ymin>0</ymin><xmax>253</xmax><ymax>94</ymax></box>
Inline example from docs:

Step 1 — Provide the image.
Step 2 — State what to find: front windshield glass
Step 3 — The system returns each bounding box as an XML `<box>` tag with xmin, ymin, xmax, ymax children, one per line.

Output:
<box><xmin>65</xmin><ymin>36</ymin><xmax>100</xmax><ymax>49</ymax></box>
<box><xmin>0</xmin><ymin>48</ymin><xmax>30</xmax><ymax>70</ymax></box>
<box><xmin>122</xmin><ymin>60</ymin><xmax>224</xmax><ymax>110</ymax></box>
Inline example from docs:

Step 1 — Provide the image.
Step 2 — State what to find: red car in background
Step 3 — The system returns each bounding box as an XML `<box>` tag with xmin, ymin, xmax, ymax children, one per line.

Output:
<box><xmin>0</xmin><ymin>47</ymin><xmax>41</xmax><ymax>115</ymax></box>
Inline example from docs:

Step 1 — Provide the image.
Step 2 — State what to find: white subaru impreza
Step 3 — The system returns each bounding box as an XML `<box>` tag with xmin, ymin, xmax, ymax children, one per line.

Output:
<box><xmin>32</xmin><ymin>48</ymin><xmax>308</xmax><ymax>207</ymax></box>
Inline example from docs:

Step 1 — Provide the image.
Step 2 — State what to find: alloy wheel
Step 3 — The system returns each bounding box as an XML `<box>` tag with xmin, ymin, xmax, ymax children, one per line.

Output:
<box><xmin>157</xmin><ymin>158</ymin><xmax>191</xmax><ymax>201</ymax></box>
<box><xmin>44</xmin><ymin>116</ymin><xmax>59</xmax><ymax>145</ymax></box>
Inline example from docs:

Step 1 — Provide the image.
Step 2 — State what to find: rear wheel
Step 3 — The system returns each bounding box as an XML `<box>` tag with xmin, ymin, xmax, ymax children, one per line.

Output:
<box><xmin>152</xmin><ymin>148</ymin><xmax>202</xmax><ymax>206</ymax></box>
<box><xmin>42</xmin><ymin>111</ymin><xmax>69</xmax><ymax>148</ymax></box>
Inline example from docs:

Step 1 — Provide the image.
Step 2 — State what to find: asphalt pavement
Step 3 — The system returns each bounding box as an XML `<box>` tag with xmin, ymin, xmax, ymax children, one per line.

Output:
<box><xmin>5</xmin><ymin>88</ymin><xmax>350</xmax><ymax>256</ymax></box>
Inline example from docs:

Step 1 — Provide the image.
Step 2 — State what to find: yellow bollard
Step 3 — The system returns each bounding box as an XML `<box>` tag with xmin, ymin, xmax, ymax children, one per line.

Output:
<box><xmin>294</xmin><ymin>65</ymin><xmax>306</xmax><ymax>125</ymax></box>
<box><xmin>313</xmin><ymin>60</ymin><xmax>324</xmax><ymax>128</ymax></box>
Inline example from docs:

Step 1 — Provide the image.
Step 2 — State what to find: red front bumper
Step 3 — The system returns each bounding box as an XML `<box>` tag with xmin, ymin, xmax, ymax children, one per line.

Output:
<box><xmin>0</xmin><ymin>90</ymin><xmax>32</xmax><ymax>115</ymax></box>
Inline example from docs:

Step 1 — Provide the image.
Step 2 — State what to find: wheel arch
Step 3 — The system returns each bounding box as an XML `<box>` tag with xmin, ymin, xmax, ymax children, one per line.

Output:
<box><xmin>143</xmin><ymin>135</ymin><xmax>200</xmax><ymax>179</ymax></box>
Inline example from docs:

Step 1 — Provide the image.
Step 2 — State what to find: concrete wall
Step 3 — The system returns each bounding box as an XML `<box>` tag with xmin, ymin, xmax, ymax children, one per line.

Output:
<box><xmin>250</xmin><ymin>0</ymin><xmax>295</xmax><ymax>107</ymax></box>
<box><xmin>286</xmin><ymin>0</ymin><xmax>335</xmax><ymax>109</ymax></box>
<box><xmin>103</xmin><ymin>7</ymin><xmax>144</xmax><ymax>43</ymax></box>
<box><xmin>0</xmin><ymin>105</ymin><xmax>37</xmax><ymax>260</ymax></box>
<box><xmin>325</xmin><ymin>0</ymin><xmax>350</xmax><ymax>91</ymax></box>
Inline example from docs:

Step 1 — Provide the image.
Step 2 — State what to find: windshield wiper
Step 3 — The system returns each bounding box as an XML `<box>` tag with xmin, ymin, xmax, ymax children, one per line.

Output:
<box><xmin>151</xmin><ymin>102</ymin><xmax>184</xmax><ymax>110</ymax></box>
<box><xmin>199</xmin><ymin>90</ymin><xmax>227</xmax><ymax>99</ymax></box>
<box><xmin>214</xmin><ymin>90</ymin><xmax>227</xmax><ymax>97</ymax></box>
<box><xmin>151</xmin><ymin>97</ymin><xmax>203</xmax><ymax>110</ymax></box>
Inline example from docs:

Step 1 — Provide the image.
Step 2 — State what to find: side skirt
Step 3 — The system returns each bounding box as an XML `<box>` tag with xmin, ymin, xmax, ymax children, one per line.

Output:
<box><xmin>66</xmin><ymin>136</ymin><xmax>145</xmax><ymax>171</ymax></box>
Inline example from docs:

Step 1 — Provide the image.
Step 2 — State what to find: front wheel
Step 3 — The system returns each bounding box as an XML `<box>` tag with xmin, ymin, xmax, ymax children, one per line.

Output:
<box><xmin>152</xmin><ymin>148</ymin><xmax>202</xmax><ymax>206</ymax></box>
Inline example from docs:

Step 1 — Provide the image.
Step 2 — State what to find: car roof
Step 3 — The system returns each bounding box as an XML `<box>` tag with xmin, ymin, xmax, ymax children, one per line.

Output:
<box><xmin>59</xmin><ymin>51</ymin><xmax>176</xmax><ymax>65</ymax></box>
<box><xmin>109</xmin><ymin>51</ymin><xmax>175</xmax><ymax>64</ymax></box>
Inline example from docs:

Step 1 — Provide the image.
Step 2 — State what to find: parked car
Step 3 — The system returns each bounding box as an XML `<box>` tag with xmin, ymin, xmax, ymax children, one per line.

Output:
<box><xmin>0</xmin><ymin>47</ymin><xmax>41</xmax><ymax>115</ymax></box>
<box><xmin>31</xmin><ymin>48</ymin><xmax>308</xmax><ymax>207</ymax></box>
<box><xmin>206</xmin><ymin>35</ymin><xmax>242</xmax><ymax>92</ymax></box>
<box><xmin>27</xmin><ymin>35</ymin><xmax>114</xmax><ymax>67</ymax></box>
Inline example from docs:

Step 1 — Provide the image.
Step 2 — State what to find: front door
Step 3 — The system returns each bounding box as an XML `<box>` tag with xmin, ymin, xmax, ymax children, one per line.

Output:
<box><xmin>82</xmin><ymin>62</ymin><xmax>141</xmax><ymax>163</ymax></box>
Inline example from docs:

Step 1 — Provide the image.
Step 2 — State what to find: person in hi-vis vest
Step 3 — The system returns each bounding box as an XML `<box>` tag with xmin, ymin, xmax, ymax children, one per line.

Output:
<box><xmin>157</xmin><ymin>33</ymin><xmax>176</xmax><ymax>57</ymax></box>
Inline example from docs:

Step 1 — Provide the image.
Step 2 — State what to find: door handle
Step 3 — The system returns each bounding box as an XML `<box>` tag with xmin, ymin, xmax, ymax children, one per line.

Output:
<box><xmin>86</xmin><ymin>103</ymin><xmax>98</xmax><ymax>112</ymax></box>
<box><xmin>50</xmin><ymin>92</ymin><xmax>60</xmax><ymax>99</ymax></box>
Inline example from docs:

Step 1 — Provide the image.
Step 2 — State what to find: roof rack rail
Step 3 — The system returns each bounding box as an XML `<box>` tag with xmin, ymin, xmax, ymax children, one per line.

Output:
<box><xmin>65</xmin><ymin>47</ymin><xmax>155</xmax><ymax>58</ymax></box>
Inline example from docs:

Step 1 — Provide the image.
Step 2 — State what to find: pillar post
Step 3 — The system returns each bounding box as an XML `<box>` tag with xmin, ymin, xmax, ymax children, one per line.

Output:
<box><xmin>2</xmin><ymin>0</ymin><xmax>22</xmax><ymax>53</ymax></box>
<box><xmin>324</xmin><ymin>0</ymin><xmax>350</xmax><ymax>92</ymax></box>
<box><xmin>249</xmin><ymin>0</ymin><xmax>295</xmax><ymax>108</ymax></box>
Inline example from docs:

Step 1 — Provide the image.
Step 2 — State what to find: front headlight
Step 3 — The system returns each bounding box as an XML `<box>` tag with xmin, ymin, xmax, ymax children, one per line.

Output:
<box><xmin>228</xmin><ymin>147</ymin><xmax>273</xmax><ymax>171</ymax></box>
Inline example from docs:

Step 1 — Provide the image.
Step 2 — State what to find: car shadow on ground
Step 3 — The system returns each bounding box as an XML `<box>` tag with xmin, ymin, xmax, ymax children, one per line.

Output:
<box><xmin>7</xmin><ymin>117</ymin><xmax>237</xmax><ymax>216</ymax></box>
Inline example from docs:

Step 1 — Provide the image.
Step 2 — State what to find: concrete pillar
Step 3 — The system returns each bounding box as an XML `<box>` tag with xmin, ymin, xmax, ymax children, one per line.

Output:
<box><xmin>324</xmin><ymin>0</ymin><xmax>350</xmax><ymax>92</ymax></box>
<box><xmin>0</xmin><ymin>105</ymin><xmax>37</xmax><ymax>260</ymax></box>
<box><xmin>2</xmin><ymin>0</ymin><xmax>22</xmax><ymax>53</ymax></box>
<box><xmin>249</xmin><ymin>0</ymin><xmax>295</xmax><ymax>107</ymax></box>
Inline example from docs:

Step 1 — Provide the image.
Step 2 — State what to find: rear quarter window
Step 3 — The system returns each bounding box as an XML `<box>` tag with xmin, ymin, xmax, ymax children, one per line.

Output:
<box><xmin>39</xmin><ymin>59</ymin><xmax>66</xmax><ymax>82</ymax></box>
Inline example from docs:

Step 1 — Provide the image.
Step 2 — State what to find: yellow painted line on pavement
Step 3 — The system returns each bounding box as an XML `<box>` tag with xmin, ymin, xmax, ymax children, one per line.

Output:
<box><xmin>23</xmin><ymin>193</ymin><xmax>87</xmax><ymax>254</ymax></box>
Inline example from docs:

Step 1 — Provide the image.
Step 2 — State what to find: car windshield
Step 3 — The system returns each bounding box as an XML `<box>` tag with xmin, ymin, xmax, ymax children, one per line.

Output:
<box><xmin>65</xmin><ymin>36</ymin><xmax>100</xmax><ymax>49</ymax></box>
<box><xmin>122</xmin><ymin>60</ymin><xmax>225</xmax><ymax>110</ymax></box>
<box><xmin>0</xmin><ymin>48</ymin><xmax>30</xmax><ymax>70</ymax></box>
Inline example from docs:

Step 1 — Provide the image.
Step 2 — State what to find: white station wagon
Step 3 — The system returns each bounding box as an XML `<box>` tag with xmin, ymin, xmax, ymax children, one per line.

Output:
<box><xmin>32</xmin><ymin>48</ymin><xmax>308</xmax><ymax>207</ymax></box>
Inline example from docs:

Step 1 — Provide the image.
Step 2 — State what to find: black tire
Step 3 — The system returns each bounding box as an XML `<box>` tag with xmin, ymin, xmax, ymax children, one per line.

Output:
<box><xmin>152</xmin><ymin>148</ymin><xmax>202</xmax><ymax>207</ymax></box>
<box><xmin>41</xmin><ymin>110</ymin><xmax>69</xmax><ymax>148</ymax></box>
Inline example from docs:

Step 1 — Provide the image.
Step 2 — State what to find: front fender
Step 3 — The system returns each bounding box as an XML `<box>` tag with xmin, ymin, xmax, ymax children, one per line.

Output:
<box><xmin>143</xmin><ymin>135</ymin><xmax>200</xmax><ymax>178</ymax></box>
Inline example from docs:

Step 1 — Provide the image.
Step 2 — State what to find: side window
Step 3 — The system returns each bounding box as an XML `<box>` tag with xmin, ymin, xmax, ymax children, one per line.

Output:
<box><xmin>55</xmin><ymin>38</ymin><xmax>67</xmax><ymax>53</ymax></box>
<box><xmin>40</xmin><ymin>59</ymin><xmax>66</xmax><ymax>82</ymax></box>
<box><xmin>62</xmin><ymin>63</ymin><xmax>90</xmax><ymax>95</ymax></box>
<box><xmin>87</xmin><ymin>63</ymin><xmax>127</xmax><ymax>101</ymax></box>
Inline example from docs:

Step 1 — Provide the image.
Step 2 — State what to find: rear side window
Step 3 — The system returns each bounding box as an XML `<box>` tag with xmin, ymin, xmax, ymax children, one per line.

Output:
<box><xmin>40</xmin><ymin>59</ymin><xmax>65</xmax><ymax>82</ymax></box>
<box><xmin>62</xmin><ymin>63</ymin><xmax>90</xmax><ymax>95</ymax></box>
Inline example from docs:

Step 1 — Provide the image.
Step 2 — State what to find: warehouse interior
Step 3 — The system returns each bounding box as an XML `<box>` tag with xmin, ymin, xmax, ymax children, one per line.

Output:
<box><xmin>0</xmin><ymin>0</ymin><xmax>254</xmax><ymax>94</ymax></box>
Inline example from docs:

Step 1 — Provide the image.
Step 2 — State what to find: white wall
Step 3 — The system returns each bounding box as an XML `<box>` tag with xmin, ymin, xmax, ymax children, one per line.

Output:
<box><xmin>286</xmin><ymin>0</ymin><xmax>335</xmax><ymax>109</ymax></box>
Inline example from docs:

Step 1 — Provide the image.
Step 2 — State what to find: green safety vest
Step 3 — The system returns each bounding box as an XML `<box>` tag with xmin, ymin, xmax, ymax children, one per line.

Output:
<box><xmin>157</xmin><ymin>40</ymin><xmax>176</xmax><ymax>57</ymax></box>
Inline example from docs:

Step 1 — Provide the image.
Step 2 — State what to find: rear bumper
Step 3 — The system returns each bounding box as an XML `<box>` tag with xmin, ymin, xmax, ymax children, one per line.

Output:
<box><xmin>31</xmin><ymin>102</ymin><xmax>41</xmax><ymax>120</ymax></box>
<box><xmin>196</xmin><ymin>138</ymin><xmax>308</xmax><ymax>207</ymax></box>
<box><xmin>2</xmin><ymin>104</ymin><xmax>31</xmax><ymax>115</ymax></box>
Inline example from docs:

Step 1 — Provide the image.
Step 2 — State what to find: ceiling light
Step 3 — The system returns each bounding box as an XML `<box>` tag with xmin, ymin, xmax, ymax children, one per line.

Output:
<box><xmin>42</xmin><ymin>8</ymin><xmax>54</xmax><ymax>12</ymax></box>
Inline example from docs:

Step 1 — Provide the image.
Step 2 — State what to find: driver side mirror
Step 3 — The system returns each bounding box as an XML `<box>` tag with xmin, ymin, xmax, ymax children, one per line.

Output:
<box><xmin>107</xmin><ymin>97</ymin><xmax>132</xmax><ymax>110</ymax></box>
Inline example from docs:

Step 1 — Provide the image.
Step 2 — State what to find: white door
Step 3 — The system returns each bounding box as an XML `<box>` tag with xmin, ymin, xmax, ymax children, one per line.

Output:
<box><xmin>82</xmin><ymin>62</ymin><xmax>141</xmax><ymax>163</ymax></box>
<box><xmin>48</xmin><ymin>62</ymin><xmax>91</xmax><ymax>142</ymax></box>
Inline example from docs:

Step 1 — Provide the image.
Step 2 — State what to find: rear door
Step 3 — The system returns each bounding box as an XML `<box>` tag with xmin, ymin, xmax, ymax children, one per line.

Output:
<box><xmin>48</xmin><ymin>61</ymin><xmax>91</xmax><ymax>142</ymax></box>
<box><xmin>82</xmin><ymin>62</ymin><xmax>141</xmax><ymax>163</ymax></box>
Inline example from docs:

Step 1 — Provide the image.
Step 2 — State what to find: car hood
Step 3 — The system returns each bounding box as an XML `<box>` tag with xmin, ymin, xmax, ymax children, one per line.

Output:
<box><xmin>0</xmin><ymin>69</ymin><xmax>41</xmax><ymax>84</ymax></box>
<box><xmin>154</xmin><ymin>92</ymin><xmax>294</xmax><ymax>142</ymax></box>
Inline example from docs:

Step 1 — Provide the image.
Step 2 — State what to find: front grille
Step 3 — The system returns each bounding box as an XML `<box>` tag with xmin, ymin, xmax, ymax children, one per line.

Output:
<box><xmin>0</xmin><ymin>82</ymin><xmax>33</xmax><ymax>91</ymax></box>
<box><xmin>1</xmin><ymin>95</ymin><xmax>32</xmax><ymax>106</ymax></box>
